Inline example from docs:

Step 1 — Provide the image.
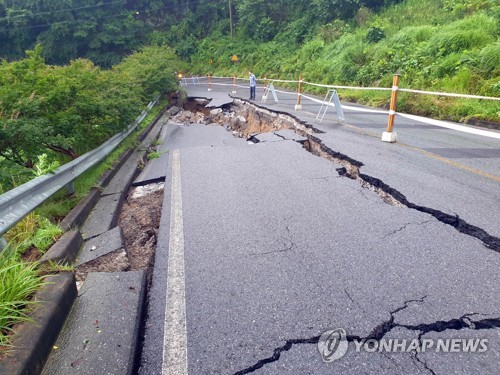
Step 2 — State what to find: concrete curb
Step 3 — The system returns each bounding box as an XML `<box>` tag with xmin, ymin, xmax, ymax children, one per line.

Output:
<box><xmin>39</xmin><ymin>230</ymin><xmax>83</xmax><ymax>266</ymax></box>
<box><xmin>41</xmin><ymin>271</ymin><xmax>147</xmax><ymax>375</ymax></box>
<box><xmin>466</xmin><ymin>118</ymin><xmax>500</xmax><ymax>130</ymax></box>
<box><xmin>76</xmin><ymin>227</ymin><xmax>126</xmax><ymax>267</ymax></box>
<box><xmin>97</xmin><ymin>148</ymin><xmax>134</xmax><ymax>188</ymax></box>
<box><xmin>82</xmin><ymin>147</ymin><xmax>147</xmax><ymax>240</ymax></box>
<box><xmin>59</xmin><ymin>188</ymin><xmax>101</xmax><ymax>232</ymax></box>
<box><xmin>137</xmin><ymin>104</ymin><xmax>169</xmax><ymax>143</ymax></box>
<box><xmin>0</xmin><ymin>273</ymin><xmax>77</xmax><ymax>375</ymax></box>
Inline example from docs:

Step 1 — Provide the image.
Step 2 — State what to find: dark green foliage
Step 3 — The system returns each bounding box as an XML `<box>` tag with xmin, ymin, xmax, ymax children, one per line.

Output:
<box><xmin>113</xmin><ymin>45</ymin><xmax>180</xmax><ymax>100</ymax></box>
<box><xmin>0</xmin><ymin>0</ymin><xmax>149</xmax><ymax>67</ymax></box>
<box><xmin>0</xmin><ymin>44</ymin><xmax>179</xmax><ymax>192</ymax></box>
<box><xmin>0</xmin><ymin>1</ymin><xmax>407</xmax><ymax>66</ymax></box>
<box><xmin>366</xmin><ymin>27</ymin><xmax>385</xmax><ymax>43</ymax></box>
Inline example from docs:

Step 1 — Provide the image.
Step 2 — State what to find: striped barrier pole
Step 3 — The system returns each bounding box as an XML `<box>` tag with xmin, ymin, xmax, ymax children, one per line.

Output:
<box><xmin>381</xmin><ymin>74</ymin><xmax>400</xmax><ymax>143</ymax></box>
<box><xmin>232</xmin><ymin>76</ymin><xmax>237</xmax><ymax>94</ymax></box>
<box><xmin>208</xmin><ymin>74</ymin><xmax>212</xmax><ymax>91</ymax></box>
<box><xmin>295</xmin><ymin>73</ymin><xmax>303</xmax><ymax>110</ymax></box>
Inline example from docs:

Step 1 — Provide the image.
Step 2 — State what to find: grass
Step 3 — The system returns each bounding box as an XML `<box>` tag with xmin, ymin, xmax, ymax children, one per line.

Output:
<box><xmin>147</xmin><ymin>151</ymin><xmax>162</xmax><ymax>160</ymax></box>
<box><xmin>0</xmin><ymin>246</ymin><xmax>45</xmax><ymax>347</ymax></box>
<box><xmin>5</xmin><ymin>214</ymin><xmax>63</xmax><ymax>255</ymax></box>
<box><xmin>151</xmin><ymin>139</ymin><xmax>163</xmax><ymax>147</ymax></box>
<box><xmin>44</xmin><ymin>261</ymin><xmax>75</xmax><ymax>273</ymax></box>
<box><xmin>31</xmin><ymin>219</ymin><xmax>64</xmax><ymax>253</ymax></box>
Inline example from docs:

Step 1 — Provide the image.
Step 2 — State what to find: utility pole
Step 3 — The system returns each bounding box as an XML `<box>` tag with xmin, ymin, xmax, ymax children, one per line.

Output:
<box><xmin>229</xmin><ymin>0</ymin><xmax>233</xmax><ymax>38</ymax></box>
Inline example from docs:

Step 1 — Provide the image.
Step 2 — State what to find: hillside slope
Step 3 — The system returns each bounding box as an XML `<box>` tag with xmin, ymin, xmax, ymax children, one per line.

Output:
<box><xmin>190</xmin><ymin>0</ymin><xmax>499</xmax><ymax>122</ymax></box>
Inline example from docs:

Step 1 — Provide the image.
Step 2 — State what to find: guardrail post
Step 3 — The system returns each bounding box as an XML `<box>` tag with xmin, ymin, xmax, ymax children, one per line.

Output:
<box><xmin>208</xmin><ymin>74</ymin><xmax>212</xmax><ymax>92</ymax></box>
<box><xmin>295</xmin><ymin>72</ymin><xmax>303</xmax><ymax>110</ymax></box>
<box><xmin>232</xmin><ymin>76</ymin><xmax>237</xmax><ymax>94</ymax></box>
<box><xmin>0</xmin><ymin>237</ymin><xmax>7</xmax><ymax>252</ymax></box>
<box><xmin>66</xmin><ymin>180</ymin><xmax>75</xmax><ymax>195</ymax></box>
<box><xmin>381</xmin><ymin>73</ymin><xmax>400</xmax><ymax>143</ymax></box>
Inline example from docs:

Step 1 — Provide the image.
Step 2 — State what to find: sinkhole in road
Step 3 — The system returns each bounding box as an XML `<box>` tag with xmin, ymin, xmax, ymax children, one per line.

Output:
<box><xmin>176</xmin><ymin>98</ymin><xmax>500</xmax><ymax>251</ymax></box>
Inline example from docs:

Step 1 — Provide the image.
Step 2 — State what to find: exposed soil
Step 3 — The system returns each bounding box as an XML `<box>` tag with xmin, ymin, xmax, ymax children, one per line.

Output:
<box><xmin>73</xmin><ymin>184</ymin><xmax>164</xmax><ymax>285</ymax></box>
<box><xmin>75</xmin><ymin>249</ymin><xmax>129</xmax><ymax>283</ymax></box>
<box><xmin>119</xmin><ymin>185</ymin><xmax>164</xmax><ymax>272</ymax></box>
<box><xmin>21</xmin><ymin>246</ymin><xmax>42</xmax><ymax>263</ymax></box>
<box><xmin>170</xmin><ymin>99</ymin><xmax>315</xmax><ymax>139</ymax></box>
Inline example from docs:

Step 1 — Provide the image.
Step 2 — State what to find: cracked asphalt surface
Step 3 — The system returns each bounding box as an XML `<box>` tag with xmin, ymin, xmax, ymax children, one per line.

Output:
<box><xmin>139</xmin><ymin>83</ymin><xmax>499</xmax><ymax>374</ymax></box>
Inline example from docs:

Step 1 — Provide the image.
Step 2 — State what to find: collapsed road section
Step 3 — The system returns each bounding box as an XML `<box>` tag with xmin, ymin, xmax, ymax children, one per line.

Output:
<box><xmin>171</xmin><ymin>98</ymin><xmax>500</xmax><ymax>252</ymax></box>
<box><xmin>143</xmin><ymin>96</ymin><xmax>499</xmax><ymax>375</ymax></box>
<box><xmin>41</xmin><ymin>110</ymin><xmax>171</xmax><ymax>375</ymax></box>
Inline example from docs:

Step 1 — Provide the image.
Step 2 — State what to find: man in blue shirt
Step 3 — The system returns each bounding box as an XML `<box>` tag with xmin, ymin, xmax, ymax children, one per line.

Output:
<box><xmin>249</xmin><ymin>71</ymin><xmax>257</xmax><ymax>100</ymax></box>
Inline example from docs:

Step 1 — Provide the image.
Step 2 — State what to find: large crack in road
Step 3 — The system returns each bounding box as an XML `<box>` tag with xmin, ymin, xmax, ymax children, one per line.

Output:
<box><xmin>163</xmin><ymin>98</ymin><xmax>500</xmax><ymax>374</ymax></box>
<box><xmin>173</xmin><ymin>98</ymin><xmax>500</xmax><ymax>252</ymax></box>
<box><xmin>231</xmin><ymin>295</ymin><xmax>500</xmax><ymax>375</ymax></box>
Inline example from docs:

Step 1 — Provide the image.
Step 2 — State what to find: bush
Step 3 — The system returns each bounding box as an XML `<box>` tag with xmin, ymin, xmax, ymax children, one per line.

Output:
<box><xmin>366</xmin><ymin>27</ymin><xmax>385</xmax><ymax>43</ymax></box>
<box><xmin>478</xmin><ymin>43</ymin><xmax>500</xmax><ymax>74</ymax></box>
<box><xmin>113</xmin><ymin>45</ymin><xmax>180</xmax><ymax>100</ymax></box>
<box><xmin>0</xmin><ymin>247</ymin><xmax>44</xmax><ymax>346</ymax></box>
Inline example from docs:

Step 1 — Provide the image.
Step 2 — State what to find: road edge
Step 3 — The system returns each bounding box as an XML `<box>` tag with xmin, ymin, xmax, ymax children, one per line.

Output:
<box><xmin>0</xmin><ymin>99</ymin><xmax>170</xmax><ymax>375</ymax></box>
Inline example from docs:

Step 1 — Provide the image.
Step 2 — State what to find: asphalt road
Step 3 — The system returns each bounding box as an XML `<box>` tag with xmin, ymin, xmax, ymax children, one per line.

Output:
<box><xmin>139</xmin><ymin>82</ymin><xmax>500</xmax><ymax>374</ymax></box>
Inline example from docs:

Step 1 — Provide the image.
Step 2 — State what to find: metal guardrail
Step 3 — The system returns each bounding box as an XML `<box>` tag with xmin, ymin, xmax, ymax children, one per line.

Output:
<box><xmin>0</xmin><ymin>95</ymin><xmax>160</xmax><ymax>239</ymax></box>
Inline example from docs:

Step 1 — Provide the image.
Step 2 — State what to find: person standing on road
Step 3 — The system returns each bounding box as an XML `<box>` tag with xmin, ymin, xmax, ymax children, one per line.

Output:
<box><xmin>249</xmin><ymin>71</ymin><xmax>257</xmax><ymax>100</ymax></box>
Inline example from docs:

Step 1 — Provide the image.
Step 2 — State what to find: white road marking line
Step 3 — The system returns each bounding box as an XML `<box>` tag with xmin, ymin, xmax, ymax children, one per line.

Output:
<box><xmin>397</xmin><ymin>112</ymin><xmax>500</xmax><ymax>139</ymax></box>
<box><xmin>299</xmin><ymin>93</ymin><xmax>500</xmax><ymax>139</ymax></box>
<box><xmin>162</xmin><ymin>150</ymin><xmax>188</xmax><ymax>375</ymax></box>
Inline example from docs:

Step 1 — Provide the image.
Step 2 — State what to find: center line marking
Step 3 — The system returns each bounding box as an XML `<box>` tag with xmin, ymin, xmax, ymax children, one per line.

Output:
<box><xmin>162</xmin><ymin>150</ymin><xmax>188</xmax><ymax>375</ymax></box>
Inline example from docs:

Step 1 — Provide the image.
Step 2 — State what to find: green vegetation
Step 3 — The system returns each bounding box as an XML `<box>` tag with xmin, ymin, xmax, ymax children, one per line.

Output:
<box><xmin>1</xmin><ymin>1</ymin><xmax>497</xmax><ymax>122</ymax></box>
<box><xmin>147</xmin><ymin>151</ymin><xmax>162</xmax><ymax>160</ymax></box>
<box><xmin>0</xmin><ymin>44</ymin><xmax>179</xmax><ymax>192</ymax></box>
<box><xmin>0</xmin><ymin>245</ymin><xmax>45</xmax><ymax>347</ymax></box>
<box><xmin>44</xmin><ymin>261</ymin><xmax>75</xmax><ymax>273</ymax></box>
<box><xmin>0</xmin><ymin>0</ymin><xmax>229</xmax><ymax>67</ymax></box>
<box><xmin>4</xmin><ymin>213</ymin><xmax>62</xmax><ymax>254</ymax></box>
<box><xmin>0</xmin><ymin>209</ymin><xmax>64</xmax><ymax>346</ymax></box>
<box><xmin>0</xmin><ymin>215</ymin><xmax>61</xmax><ymax>347</ymax></box>
<box><xmin>151</xmin><ymin>140</ymin><xmax>163</xmax><ymax>147</ymax></box>
<box><xmin>188</xmin><ymin>0</ymin><xmax>499</xmax><ymax>122</ymax></box>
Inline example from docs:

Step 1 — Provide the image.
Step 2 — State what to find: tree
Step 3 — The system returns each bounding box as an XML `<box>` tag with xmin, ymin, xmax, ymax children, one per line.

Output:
<box><xmin>0</xmin><ymin>45</ymin><xmax>179</xmax><ymax>173</ymax></box>
<box><xmin>113</xmin><ymin>45</ymin><xmax>180</xmax><ymax>100</ymax></box>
